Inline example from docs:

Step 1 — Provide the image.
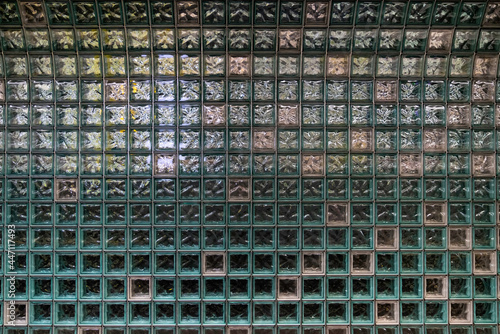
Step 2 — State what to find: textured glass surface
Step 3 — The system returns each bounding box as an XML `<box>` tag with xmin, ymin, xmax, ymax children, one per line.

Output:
<box><xmin>1</xmin><ymin>0</ymin><xmax>500</xmax><ymax>332</ymax></box>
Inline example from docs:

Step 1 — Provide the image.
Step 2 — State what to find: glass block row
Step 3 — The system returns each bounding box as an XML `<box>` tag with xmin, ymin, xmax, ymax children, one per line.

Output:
<box><xmin>2</xmin><ymin>104</ymin><xmax>500</xmax><ymax>128</ymax></box>
<box><xmin>7</xmin><ymin>226</ymin><xmax>500</xmax><ymax>250</ymax></box>
<box><xmin>3</xmin><ymin>80</ymin><xmax>500</xmax><ymax>103</ymax></box>
<box><xmin>9</xmin><ymin>128</ymin><xmax>500</xmax><ymax>151</ymax></box>
<box><xmin>4</xmin><ymin>154</ymin><xmax>500</xmax><ymax>177</ymax></box>
<box><xmin>5</xmin><ymin>225</ymin><xmax>500</xmax><ymax>247</ymax></box>
<box><xmin>4</xmin><ymin>250</ymin><xmax>500</xmax><ymax>276</ymax></box>
<box><xmin>2</xmin><ymin>28</ymin><xmax>500</xmax><ymax>52</ymax></box>
<box><xmin>2</xmin><ymin>1</ymin><xmax>499</xmax><ymax>26</ymax></box>
<box><xmin>5</xmin><ymin>298</ymin><xmax>500</xmax><ymax>325</ymax></box>
<box><xmin>8</xmin><ymin>274</ymin><xmax>500</xmax><ymax>301</ymax></box>
<box><xmin>2</xmin><ymin>177</ymin><xmax>500</xmax><ymax>200</ymax></box>
<box><xmin>7</xmin><ymin>54</ymin><xmax>500</xmax><ymax>79</ymax></box>
<box><xmin>7</xmin><ymin>274</ymin><xmax>500</xmax><ymax>301</ymax></box>
<box><xmin>2</xmin><ymin>129</ymin><xmax>500</xmax><ymax>151</ymax></box>
<box><xmin>4</xmin><ymin>55</ymin><xmax>500</xmax><ymax>81</ymax></box>
<box><xmin>4</xmin><ymin>326</ymin><xmax>500</xmax><ymax>334</ymax></box>
<box><xmin>1</xmin><ymin>201</ymin><xmax>499</xmax><ymax>226</ymax></box>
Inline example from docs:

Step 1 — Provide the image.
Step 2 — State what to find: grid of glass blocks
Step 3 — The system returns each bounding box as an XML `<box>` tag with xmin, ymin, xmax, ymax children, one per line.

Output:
<box><xmin>1</xmin><ymin>0</ymin><xmax>500</xmax><ymax>333</ymax></box>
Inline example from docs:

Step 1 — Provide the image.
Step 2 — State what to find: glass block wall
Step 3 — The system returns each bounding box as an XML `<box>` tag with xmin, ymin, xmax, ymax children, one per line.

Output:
<box><xmin>1</xmin><ymin>0</ymin><xmax>500</xmax><ymax>333</ymax></box>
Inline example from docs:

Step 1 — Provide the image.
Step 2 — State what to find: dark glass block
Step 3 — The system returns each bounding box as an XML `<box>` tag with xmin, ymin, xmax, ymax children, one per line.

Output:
<box><xmin>156</xmin><ymin>254</ymin><xmax>175</xmax><ymax>272</ymax></box>
<box><xmin>203</xmin><ymin>1</ymin><xmax>225</xmax><ymax>24</ymax></box>
<box><xmin>82</xmin><ymin>254</ymin><xmax>101</xmax><ymax>273</ymax></box>
<box><xmin>0</xmin><ymin>2</ymin><xmax>20</xmax><ymax>24</ymax></box>
<box><xmin>357</xmin><ymin>2</ymin><xmax>381</xmax><ymax>24</ymax></box>
<box><xmin>377</xmin><ymin>277</ymin><xmax>396</xmax><ymax>296</ymax></box>
<box><xmin>181</xmin><ymin>229</ymin><xmax>200</xmax><ymax>248</ymax></box>
<box><xmin>21</xmin><ymin>1</ymin><xmax>46</xmax><ymax>24</ymax></box>
<box><xmin>331</xmin><ymin>2</ymin><xmax>354</xmax><ymax>24</ymax></box>
<box><xmin>254</xmin><ymin>29</ymin><xmax>276</xmax><ymax>51</ymax></box>
<box><xmin>254</xmin><ymin>303</ymin><xmax>273</xmax><ymax>322</ymax></box>
<box><xmin>58</xmin><ymin>254</ymin><xmax>76</xmax><ymax>272</ymax></box>
<box><xmin>254</xmin><ymin>253</ymin><xmax>273</xmax><ymax>272</ymax></box>
<box><xmin>303</xmin><ymin>204</ymin><xmax>322</xmax><ymax>223</ymax></box>
<box><xmin>180</xmin><ymin>254</ymin><xmax>199</xmax><ymax>272</ymax></box>
<box><xmin>131</xmin><ymin>204</ymin><xmax>151</xmax><ymax>224</ymax></box>
<box><xmin>205</xmin><ymin>204</ymin><xmax>225</xmax><ymax>223</ymax></box>
<box><xmin>57</xmin><ymin>303</ymin><xmax>76</xmax><ymax>322</ymax></box>
<box><xmin>57</xmin><ymin>279</ymin><xmax>76</xmax><ymax>298</ymax></box>
<box><xmin>303</xmin><ymin>303</ymin><xmax>322</xmax><ymax>321</ymax></box>
<box><xmin>459</xmin><ymin>3</ymin><xmax>485</xmax><ymax>25</ymax></box>
<box><xmin>280</xmin><ymin>1</ymin><xmax>303</xmax><ymax>24</ymax></box>
<box><xmin>180</xmin><ymin>278</ymin><xmax>199</xmax><ymax>297</ymax></box>
<box><xmin>382</xmin><ymin>2</ymin><xmax>406</xmax><ymax>24</ymax></box>
<box><xmin>106</xmin><ymin>254</ymin><xmax>125</xmax><ymax>273</ymax></box>
<box><xmin>279</xmin><ymin>253</ymin><xmax>298</xmax><ymax>272</ymax></box>
<box><xmin>255</xmin><ymin>1</ymin><xmax>276</xmax><ymax>24</ymax></box>
<box><xmin>230</xmin><ymin>229</ymin><xmax>248</xmax><ymax>247</ymax></box>
<box><xmin>46</xmin><ymin>1</ymin><xmax>72</xmax><ymax>24</ymax></box>
<box><xmin>82</xmin><ymin>205</ymin><xmax>102</xmax><ymax>224</ymax></box>
<box><xmin>131</xmin><ymin>254</ymin><xmax>150</xmax><ymax>272</ymax></box>
<box><xmin>407</xmin><ymin>2</ymin><xmax>433</xmax><ymax>24</ymax></box>
<box><xmin>156</xmin><ymin>278</ymin><xmax>175</xmax><ymax>297</ymax></box>
<box><xmin>328</xmin><ymin>253</ymin><xmax>347</xmax><ymax>272</ymax></box>
<box><xmin>254</xmin><ymin>228</ymin><xmax>273</xmax><ymax>247</ymax></box>
<box><xmin>151</xmin><ymin>2</ymin><xmax>174</xmax><ymax>24</ymax></box>
<box><xmin>377</xmin><ymin>253</ymin><xmax>395</xmax><ymax>272</ymax></box>
<box><xmin>254</xmin><ymin>278</ymin><xmax>273</xmax><ymax>297</ymax></box>
<box><xmin>155</xmin><ymin>179</ymin><xmax>175</xmax><ymax>199</ymax></box>
<box><xmin>279</xmin><ymin>229</ymin><xmax>298</xmax><ymax>248</ymax></box>
<box><xmin>230</xmin><ymin>253</ymin><xmax>249</xmax><ymax>271</ymax></box>
<box><xmin>229</xmin><ymin>278</ymin><xmax>248</xmax><ymax>297</ymax></box>
<box><xmin>253</xmin><ymin>179</ymin><xmax>274</xmax><ymax>199</ymax></box>
<box><xmin>107</xmin><ymin>304</ymin><xmax>125</xmax><ymax>322</ymax></box>
<box><xmin>82</xmin><ymin>278</ymin><xmax>101</xmax><ymax>298</ymax></box>
<box><xmin>352</xmin><ymin>228</ymin><xmax>371</xmax><ymax>248</ymax></box>
<box><xmin>278</xmin><ymin>204</ymin><xmax>298</xmax><ymax>223</ymax></box>
<box><xmin>180</xmin><ymin>179</ymin><xmax>200</xmax><ymax>199</ymax></box>
<box><xmin>401</xmin><ymin>253</ymin><xmax>420</xmax><ymax>272</ymax></box>
<box><xmin>180</xmin><ymin>303</ymin><xmax>199</xmax><ymax>321</ymax></box>
<box><xmin>328</xmin><ymin>302</ymin><xmax>346</xmax><ymax>321</ymax></box>
<box><xmin>177</xmin><ymin>1</ymin><xmax>199</xmax><ymax>24</ymax></box>
<box><xmin>14</xmin><ymin>278</ymin><xmax>27</xmax><ymax>296</ymax></box>
<box><xmin>73</xmin><ymin>2</ymin><xmax>97</xmax><ymax>24</ymax></box>
<box><xmin>126</xmin><ymin>1</ymin><xmax>149</xmax><ymax>24</ymax></box>
<box><xmin>229</xmin><ymin>2</ymin><xmax>250</xmax><ymax>24</ymax></box>
<box><xmin>204</xmin><ymin>179</ymin><xmax>225</xmax><ymax>199</ymax></box>
<box><xmin>131</xmin><ymin>303</ymin><xmax>150</xmax><ymax>322</ymax></box>
<box><xmin>204</xmin><ymin>228</ymin><xmax>224</xmax><ymax>248</ymax></box>
<box><xmin>99</xmin><ymin>2</ymin><xmax>123</xmax><ymax>24</ymax></box>
<box><xmin>180</xmin><ymin>204</ymin><xmax>200</xmax><ymax>224</ymax></box>
<box><xmin>205</xmin><ymin>278</ymin><xmax>224</xmax><ymax>297</ymax></box>
<box><xmin>156</xmin><ymin>204</ymin><xmax>175</xmax><ymax>224</ymax></box>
